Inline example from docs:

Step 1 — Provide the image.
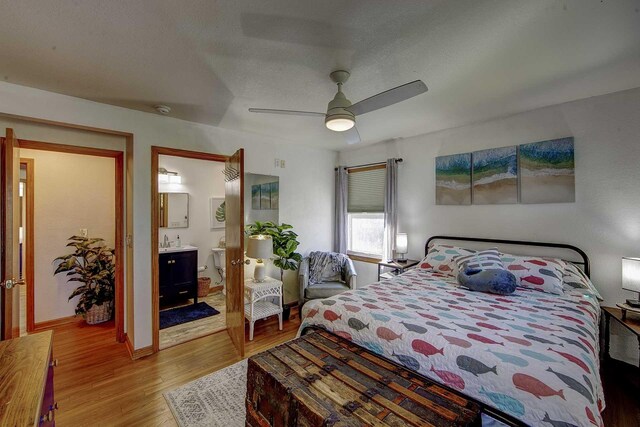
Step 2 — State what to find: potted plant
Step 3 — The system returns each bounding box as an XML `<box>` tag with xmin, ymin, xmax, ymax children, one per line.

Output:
<box><xmin>246</xmin><ymin>221</ymin><xmax>302</xmax><ymax>320</ymax></box>
<box><xmin>54</xmin><ymin>236</ymin><xmax>115</xmax><ymax>325</ymax></box>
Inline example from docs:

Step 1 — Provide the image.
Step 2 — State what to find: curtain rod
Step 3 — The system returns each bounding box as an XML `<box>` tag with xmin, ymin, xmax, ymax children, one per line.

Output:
<box><xmin>335</xmin><ymin>158</ymin><xmax>403</xmax><ymax>171</ymax></box>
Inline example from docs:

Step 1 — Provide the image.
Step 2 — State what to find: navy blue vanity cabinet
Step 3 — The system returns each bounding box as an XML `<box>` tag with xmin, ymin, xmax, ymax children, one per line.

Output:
<box><xmin>159</xmin><ymin>249</ymin><xmax>198</xmax><ymax>306</ymax></box>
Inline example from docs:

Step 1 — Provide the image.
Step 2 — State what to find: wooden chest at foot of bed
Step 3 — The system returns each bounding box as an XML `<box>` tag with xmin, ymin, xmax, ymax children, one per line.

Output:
<box><xmin>246</xmin><ymin>329</ymin><xmax>481</xmax><ymax>426</ymax></box>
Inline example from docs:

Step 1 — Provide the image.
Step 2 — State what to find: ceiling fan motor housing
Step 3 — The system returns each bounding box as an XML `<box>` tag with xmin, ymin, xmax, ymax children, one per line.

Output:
<box><xmin>325</xmin><ymin>84</ymin><xmax>355</xmax><ymax>129</ymax></box>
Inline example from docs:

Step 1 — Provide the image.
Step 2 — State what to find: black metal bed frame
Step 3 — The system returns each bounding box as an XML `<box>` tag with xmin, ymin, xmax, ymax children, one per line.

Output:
<box><xmin>426</xmin><ymin>235</ymin><xmax>591</xmax><ymax>278</ymax></box>
<box><xmin>299</xmin><ymin>237</ymin><xmax>591</xmax><ymax>426</ymax></box>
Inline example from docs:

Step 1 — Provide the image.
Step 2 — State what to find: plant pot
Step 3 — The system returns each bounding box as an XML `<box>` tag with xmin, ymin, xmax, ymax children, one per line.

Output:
<box><xmin>85</xmin><ymin>301</ymin><xmax>113</xmax><ymax>325</ymax></box>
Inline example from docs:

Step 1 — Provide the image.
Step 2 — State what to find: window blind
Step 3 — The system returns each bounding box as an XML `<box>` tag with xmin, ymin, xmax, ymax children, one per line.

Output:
<box><xmin>347</xmin><ymin>167</ymin><xmax>386</xmax><ymax>213</ymax></box>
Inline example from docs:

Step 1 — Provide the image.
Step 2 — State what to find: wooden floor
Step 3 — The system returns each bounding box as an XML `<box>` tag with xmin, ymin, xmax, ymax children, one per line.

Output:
<box><xmin>49</xmin><ymin>310</ymin><xmax>638</xmax><ymax>426</ymax></box>
<box><xmin>159</xmin><ymin>291</ymin><xmax>227</xmax><ymax>349</ymax></box>
<box><xmin>52</xmin><ymin>310</ymin><xmax>301</xmax><ymax>426</ymax></box>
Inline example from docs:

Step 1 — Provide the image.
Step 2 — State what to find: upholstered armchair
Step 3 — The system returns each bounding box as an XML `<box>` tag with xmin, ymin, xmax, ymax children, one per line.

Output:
<box><xmin>299</xmin><ymin>252</ymin><xmax>357</xmax><ymax>316</ymax></box>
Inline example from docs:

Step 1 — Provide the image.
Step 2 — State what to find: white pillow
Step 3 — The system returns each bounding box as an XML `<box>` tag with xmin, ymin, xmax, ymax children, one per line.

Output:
<box><xmin>500</xmin><ymin>253</ymin><xmax>565</xmax><ymax>295</ymax></box>
<box><xmin>419</xmin><ymin>244</ymin><xmax>476</xmax><ymax>276</ymax></box>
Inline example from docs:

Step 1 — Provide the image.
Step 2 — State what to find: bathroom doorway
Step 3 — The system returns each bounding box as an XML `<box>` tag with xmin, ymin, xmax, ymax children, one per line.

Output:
<box><xmin>151</xmin><ymin>147</ymin><xmax>233</xmax><ymax>351</ymax></box>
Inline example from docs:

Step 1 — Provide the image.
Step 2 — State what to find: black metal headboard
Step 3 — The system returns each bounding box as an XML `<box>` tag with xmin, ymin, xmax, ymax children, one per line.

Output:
<box><xmin>425</xmin><ymin>235</ymin><xmax>590</xmax><ymax>278</ymax></box>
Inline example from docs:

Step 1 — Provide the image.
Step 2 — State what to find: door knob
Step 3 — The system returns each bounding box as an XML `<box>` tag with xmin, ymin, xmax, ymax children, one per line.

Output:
<box><xmin>0</xmin><ymin>278</ymin><xmax>25</xmax><ymax>289</ymax></box>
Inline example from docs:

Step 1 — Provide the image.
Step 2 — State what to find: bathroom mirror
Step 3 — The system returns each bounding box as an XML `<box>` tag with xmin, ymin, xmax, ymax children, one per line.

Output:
<box><xmin>244</xmin><ymin>174</ymin><xmax>279</xmax><ymax>226</ymax></box>
<box><xmin>159</xmin><ymin>192</ymin><xmax>189</xmax><ymax>228</ymax></box>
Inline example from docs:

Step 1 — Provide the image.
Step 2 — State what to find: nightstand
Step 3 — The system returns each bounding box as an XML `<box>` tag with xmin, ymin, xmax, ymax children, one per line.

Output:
<box><xmin>377</xmin><ymin>259</ymin><xmax>420</xmax><ymax>281</ymax></box>
<box><xmin>602</xmin><ymin>306</ymin><xmax>640</xmax><ymax>368</ymax></box>
<box><xmin>244</xmin><ymin>276</ymin><xmax>283</xmax><ymax>341</ymax></box>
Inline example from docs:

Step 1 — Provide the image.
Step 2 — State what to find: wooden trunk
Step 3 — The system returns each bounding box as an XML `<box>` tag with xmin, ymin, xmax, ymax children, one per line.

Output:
<box><xmin>246</xmin><ymin>329</ymin><xmax>481</xmax><ymax>426</ymax></box>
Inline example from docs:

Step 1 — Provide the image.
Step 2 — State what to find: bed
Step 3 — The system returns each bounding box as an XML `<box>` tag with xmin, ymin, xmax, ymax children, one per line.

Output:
<box><xmin>299</xmin><ymin>236</ymin><xmax>604</xmax><ymax>427</ymax></box>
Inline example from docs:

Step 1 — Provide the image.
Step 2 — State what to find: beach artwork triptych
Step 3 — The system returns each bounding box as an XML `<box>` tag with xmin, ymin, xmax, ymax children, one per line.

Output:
<box><xmin>435</xmin><ymin>137</ymin><xmax>574</xmax><ymax>205</ymax></box>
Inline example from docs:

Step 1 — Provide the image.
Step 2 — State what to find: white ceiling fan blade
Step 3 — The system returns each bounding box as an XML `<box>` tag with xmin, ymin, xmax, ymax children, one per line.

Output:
<box><xmin>347</xmin><ymin>80</ymin><xmax>427</xmax><ymax>116</ymax></box>
<box><xmin>343</xmin><ymin>126</ymin><xmax>361</xmax><ymax>145</ymax></box>
<box><xmin>248</xmin><ymin>108</ymin><xmax>325</xmax><ymax>117</ymax></box>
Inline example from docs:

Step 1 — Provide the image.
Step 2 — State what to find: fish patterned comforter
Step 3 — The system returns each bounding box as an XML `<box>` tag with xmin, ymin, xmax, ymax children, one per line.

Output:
<box><xmin>299</xmin><ymin>269</ymin><xmax>604</xmax><ymax>427</ymax></box>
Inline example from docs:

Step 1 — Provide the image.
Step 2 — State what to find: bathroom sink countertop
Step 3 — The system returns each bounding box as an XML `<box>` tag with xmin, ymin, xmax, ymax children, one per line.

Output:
<box><xmin>159</xmin><ymin>245</ymin><xmax>198</xmax><ymax>253</ymax></box>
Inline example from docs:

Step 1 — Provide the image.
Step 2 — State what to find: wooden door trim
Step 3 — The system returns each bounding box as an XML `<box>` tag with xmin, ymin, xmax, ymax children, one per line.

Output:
<box><xmin>19</xmin><ymin>158</ymin><xmax>35</xmax><ymax>332</ymax></box>
<box><xmin>0</xmin><ymin>130</ymin><xmax>20</xmax><ymax>339</ymax></box>
<box><xmin>17</xmin><ymin>139</ymin><xmax>126</xmax><ymax>342</ymax></box>
<box><xmin>151</xmin><ymin>146</ymin><xmax>228</xmax><ymax>353</ymax></box>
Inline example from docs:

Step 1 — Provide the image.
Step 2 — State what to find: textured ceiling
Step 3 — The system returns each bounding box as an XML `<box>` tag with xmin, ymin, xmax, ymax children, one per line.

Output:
<box><xmin>1</xmin><ymin>0</ymin><xmax>639</xmax><ymax>150</ymax></box>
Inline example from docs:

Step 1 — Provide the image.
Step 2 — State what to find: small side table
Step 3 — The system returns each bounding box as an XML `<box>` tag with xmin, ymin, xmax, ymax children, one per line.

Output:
<box><xmin>602</xmin><ymin>306</ymin><xmax>640</xmax><ymax>368</ymax></box>
<box><xmin>244</xmin><ymin>276</ymin><xmax>283</xmax><ymax>341</ymax></box>
<box><xmin>377</xmin><ymin>259</ymin><xmax>420</xmax><ymax>281</ymax></box>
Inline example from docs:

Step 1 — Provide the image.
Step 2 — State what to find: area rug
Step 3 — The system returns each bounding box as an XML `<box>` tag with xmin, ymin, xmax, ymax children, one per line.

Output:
<box><xmin>164</xmin><ymin>359</ymin><xmax>247</xmax><ymax>427</ymax></box>
<box><xmin>159</xmin><ymin>302</ymin><xmax>220</xmax><ymax>330</ymax></box>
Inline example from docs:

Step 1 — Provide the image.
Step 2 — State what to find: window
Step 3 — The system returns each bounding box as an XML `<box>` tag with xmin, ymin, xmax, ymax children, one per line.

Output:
<box><xmin>346</xmin><ymin>166</ymin><xmax>385</xmax><ymax>259</ymax></box>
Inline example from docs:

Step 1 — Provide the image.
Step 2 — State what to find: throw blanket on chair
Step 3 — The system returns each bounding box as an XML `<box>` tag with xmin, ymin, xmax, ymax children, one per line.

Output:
<box><xmin>308</xmin><ymin>251</ymin><xmax>349</xmax><ymax>285</ymax></box>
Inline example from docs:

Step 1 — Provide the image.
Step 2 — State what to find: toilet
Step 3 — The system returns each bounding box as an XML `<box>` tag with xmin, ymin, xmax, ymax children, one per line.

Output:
<box><xmin>211</xmin><ymin>247</ymin><xmax>226</xmax><ymax>289</ymax></box>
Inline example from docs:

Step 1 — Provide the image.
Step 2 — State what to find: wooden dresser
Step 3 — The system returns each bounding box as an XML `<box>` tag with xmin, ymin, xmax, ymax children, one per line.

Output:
<box><xmin>0</xmin><ymin>331</ymin><xmax>57</xmax><ymax>426</ymax></box>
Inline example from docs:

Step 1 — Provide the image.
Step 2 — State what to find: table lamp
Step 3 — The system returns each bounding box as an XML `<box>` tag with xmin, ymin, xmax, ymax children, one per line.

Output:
<box><xmin>395</xmin><ymin>233</ymin><xmax>408</xmax><ymax>262</ymax></box>
<box><xmin>622</xmin><ymin>257</ymin><xmax>640</xmax><ymax>307</ymax></box>
<box><xmin>246</xmin><ymin>235</ymin><xmax>273</xmax><ymax>282</ymax></box>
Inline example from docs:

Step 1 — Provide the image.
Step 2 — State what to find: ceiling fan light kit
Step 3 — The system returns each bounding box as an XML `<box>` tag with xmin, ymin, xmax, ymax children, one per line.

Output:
<box><xmin>324</xmin><ymin>70</ymin><xmax>354</xmax><ymax>131</ymax></box>
<box><xmin>249</xmin><ymin>69</ymin><xmax>427</xmax><ymax>144</ymax></box>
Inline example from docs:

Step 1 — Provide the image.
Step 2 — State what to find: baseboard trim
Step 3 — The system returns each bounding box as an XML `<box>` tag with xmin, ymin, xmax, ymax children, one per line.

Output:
<box><xmin>125</xmin><ymin>334</ymin><xmax>153</xmax><ymax>359</ymax></box>
<box><xmin>33</xmin><ymin>315</ymin><xmax>82</xmax><ymax>331</ymax></box>
<box><xmin>209</xmin><ymin>285</ymin><xmax>223</xmax><ymax>293</ymax></box>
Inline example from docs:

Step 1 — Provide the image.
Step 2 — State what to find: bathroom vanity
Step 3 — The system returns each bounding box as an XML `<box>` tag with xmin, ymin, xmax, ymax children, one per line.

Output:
<box><xmin>159</xmin><ymin>246</ymin><xmax>198</xmax><ymax>306</ymax></box>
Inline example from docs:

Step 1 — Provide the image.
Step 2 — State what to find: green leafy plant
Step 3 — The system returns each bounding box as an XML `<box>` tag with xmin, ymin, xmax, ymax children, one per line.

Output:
<box><xmin>245</xmin><ymin>221</ymin><xmax>302</xmax><ymax>281</ymax></box>
<box><xmin>215</xmin><ymin>201</ymin><xmax>226</xmax><ymax>223</ymax></box>
<box><xmin>53</xmin><ymin>236</ymin><xmax>115</xmax><ymax>317</ymax></box>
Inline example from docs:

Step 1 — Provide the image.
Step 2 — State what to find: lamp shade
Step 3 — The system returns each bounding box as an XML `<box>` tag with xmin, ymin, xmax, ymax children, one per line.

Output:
<box><xmin>246</xmin><ymin>235</ymin><xmax>273</xmax><ymax>260</ymax></box>
<box><xmin>622</xmin><ymin>257</ymin><xmax>640</xmax><ymax>292</ymax></box>
<box><xmin>395</xmin><ymin>233</ymin><xmax>408</xmax><ymax>255</ymax></box>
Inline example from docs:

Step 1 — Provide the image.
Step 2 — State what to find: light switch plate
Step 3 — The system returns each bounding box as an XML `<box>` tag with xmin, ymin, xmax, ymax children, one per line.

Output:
<box><xmin>80</xmin><ymin>228</ymin><xmax>88</xmax><ymax>237</ymax></box>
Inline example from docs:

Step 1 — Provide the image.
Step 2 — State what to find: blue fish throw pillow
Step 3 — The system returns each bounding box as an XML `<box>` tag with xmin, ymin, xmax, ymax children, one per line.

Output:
<box><xmin>457</xmin><ymin>267</ymin><xmax>517</xmax><ymax>295</ymax></box>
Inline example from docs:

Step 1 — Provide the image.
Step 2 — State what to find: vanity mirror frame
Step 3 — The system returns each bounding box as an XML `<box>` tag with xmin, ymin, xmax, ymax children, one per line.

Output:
<box><xmin>159</xmin><ymin>192</ymin><xmax>189</xmax><ymax>229</ymax></box>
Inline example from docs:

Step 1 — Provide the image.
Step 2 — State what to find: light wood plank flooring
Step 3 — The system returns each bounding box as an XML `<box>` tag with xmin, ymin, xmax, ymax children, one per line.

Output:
<box><xmin>159</xmin><ymin>291</ymin><xmax>227</xmax><ymax>349</ymax></box>
<box><xmin>51</xmin><ymin>309</ymin><xmax>300</xmax><ymax>426</ymax></box>
<box><xmin>47</xmin><ymin>308</ymin><xmax>638</xmax><ymax>426</ymax></box>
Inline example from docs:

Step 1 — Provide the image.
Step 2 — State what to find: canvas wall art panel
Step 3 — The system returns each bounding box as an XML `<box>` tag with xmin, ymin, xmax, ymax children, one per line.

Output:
<box><xmin>472</xmin><ymin>146</ymin><xmax>518</xmax><ymax>204</ymax></box>
<box><xmin>251</xmin><ymin>185</ymin><xmax>261</xmax><ymax>210</ymax></box>
<box><xmin>270</xmin><ymin>182</ymin><xmax>279</xmax><ymax>209</ymax></box>
<box><xmin>210</xmin><ymin>197</ymin><xmax>225</xmax><ymax>229</ymax></box>
<box><xmin>260</xmin><ymin>183</ymin><xmax>271</xmax><ymax>209</ymax></box>
<box><xmin>435</xmin><ymin>153</ymin><xmax>472</xmax><ymax>205</ymax></box>
<box><xmin>520</xmin><ymin>137</ymin><xmax>575</xmax><ymax>204</ymax></box>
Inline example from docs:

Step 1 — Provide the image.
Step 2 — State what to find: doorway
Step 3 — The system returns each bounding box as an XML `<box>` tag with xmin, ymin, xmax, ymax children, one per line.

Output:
<box><xmin>151</xmin><ymin>147</ymin><xmax>245</xmax><ymax>355</ymax></box>
<box><xmin>14</xmin><ymin>138</ymin><xmax>125</xmax><ymax>341</ymax></box>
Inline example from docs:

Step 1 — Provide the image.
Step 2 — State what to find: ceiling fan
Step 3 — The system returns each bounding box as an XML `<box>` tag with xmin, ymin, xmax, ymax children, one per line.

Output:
<box><xmin>248</xmin><ymin>70</ymin><xmax>428</xmax><ymax>144</ymax></box>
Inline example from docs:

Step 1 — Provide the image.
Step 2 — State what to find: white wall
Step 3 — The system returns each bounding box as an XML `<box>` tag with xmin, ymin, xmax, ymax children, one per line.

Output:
<box><xmin>0</xmin><ymin>81</ymin><xmax>336</xmax><ymax>349</ymax></box>
<box><xmin>20</xmin><ymin>148</ymin><xmax>115</xmax><ymax>323</ymax></box>
<box><xmin>158</xmin><ymin>155</ymin><xmax>225</xmax><ymax>286</ymax></box>
<box><xmin>339</xmin><ymin>87</ymin><xmax>640</xmax><ymax>365</ymax></box>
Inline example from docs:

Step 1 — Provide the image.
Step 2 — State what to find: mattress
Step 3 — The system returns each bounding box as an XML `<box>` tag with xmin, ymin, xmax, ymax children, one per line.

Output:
<box><xmin>299</xmin><ymin>268</ymin><xmax>604</xmax><ymax>427</ymax></box>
